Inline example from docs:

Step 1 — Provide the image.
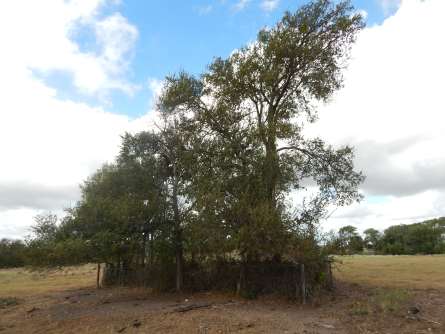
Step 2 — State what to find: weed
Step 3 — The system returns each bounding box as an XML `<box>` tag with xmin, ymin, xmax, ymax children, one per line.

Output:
<box><xmin>372</xmin><ymin>288</ymin><xmax>410</xmax><ymax>313</ymax></box>
<box><xmin>350</xmin><ymin>301</ymin><xmax>369</xmax><ymax>316</ymax></box>
<box><xmin>0</xmin><ymin>297</ymin><xmax>19</xmax><ymax>309</ymax></box>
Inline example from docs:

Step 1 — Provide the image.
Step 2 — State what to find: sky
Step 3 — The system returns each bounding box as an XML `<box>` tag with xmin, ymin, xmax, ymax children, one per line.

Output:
<box><xmin>0</xmin><ymin>0</ymin><xmax>444</xmax><ymax>239</ymax></box>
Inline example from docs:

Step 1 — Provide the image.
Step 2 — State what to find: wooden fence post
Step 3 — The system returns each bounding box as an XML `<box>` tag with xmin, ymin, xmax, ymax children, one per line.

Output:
<box><xmin>96</xmin><ymin>263</ymin><xmax>101</xmax><ymax>289</ymax></box>
<box><xmin>325</xmin><ymin>259</ymin><xmax>334</xmax><ymax>290</ymax></box>
<box><xmin>300</xmin><ymin>263</ymin><xmax>306</xmax><ymax>304</ymax></box>
<box><xmin>295</xmin><ymin>264</ymin><xmax>299</xmax><ymax>301</ymax></box>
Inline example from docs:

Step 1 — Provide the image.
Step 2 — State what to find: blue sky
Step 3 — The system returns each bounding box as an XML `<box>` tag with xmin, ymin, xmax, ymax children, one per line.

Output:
<box><xmin>51</xmin><ymin>0</ymin><xmax>394</xmax><ymax>118</ymax></box>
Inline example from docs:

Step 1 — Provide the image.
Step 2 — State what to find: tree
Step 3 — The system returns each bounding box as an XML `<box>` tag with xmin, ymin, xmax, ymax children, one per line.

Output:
<box><xmin>0</xmin><ymin>239</ymin><xmax>26</xmax><ymax>268</ymax></box>
<box><xmin>120</xmin><ymin>106</ymin><xmax>197</xmax><ymax>292</ymax></box>
<box><xmin>31</xmin><ymin>213</ymin><xmax>58</xmax><ymax>242</ymax></box>
<box><xmin>25</xmin><ymin>0</ymin><xmax>366</xmax><ymax>296</ymax></box>
<box><xmin>363</xmin><ymin>228</ymin><xmax>381</xmax><ymax>250</ymax></box>
<box><xmin>152</xmin><ymin>117</ymin><xmax>195</xmax><ymax>292</ymax></box>
<box><xmin>159</xmin><ymin>0</ymin><xmax>365</xmax><ymax>287</ymax></box>
<box><xmin>338</xmin><ymin>225</ymin><xmax>363</xmax><ymax>254</ymax></box>
<box><xmin>379</xmin><ymin>219</ymin><xmax>445</xmax><ymax>255</ymax></box>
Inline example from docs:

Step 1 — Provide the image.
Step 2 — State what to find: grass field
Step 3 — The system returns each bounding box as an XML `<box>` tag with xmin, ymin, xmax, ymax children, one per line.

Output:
<box><xmin>334</xmin><ymin>254</ymin><xmax>445</xmax><ymax>290</ymax></box>
<box><xmin>1</xmin><ymin>255</ymin><xmax>444</xmax><ymax>298</ymax></box>
<box><xmin>1</xmin><ymin>256</ymin><xmax>444</xmax><ymax>333</ymax></box>
<box><xmin>0</xmin><ymin>265</ymin><xmax>96</xmax><ymax>297</ymax></box>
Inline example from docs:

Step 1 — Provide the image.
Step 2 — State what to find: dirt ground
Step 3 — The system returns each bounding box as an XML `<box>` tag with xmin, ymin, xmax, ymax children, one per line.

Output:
<box><xmin>0</xmin><ymin>282</ymin><xmax>444</xmax><ymax>333</ymax></box>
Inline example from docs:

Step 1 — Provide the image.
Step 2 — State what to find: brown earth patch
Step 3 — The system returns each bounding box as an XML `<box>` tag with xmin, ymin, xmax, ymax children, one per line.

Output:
<box><xmin>0</xmin><ymin>282</ymin><xmax>443</xmax><ymax>333</ymax></box>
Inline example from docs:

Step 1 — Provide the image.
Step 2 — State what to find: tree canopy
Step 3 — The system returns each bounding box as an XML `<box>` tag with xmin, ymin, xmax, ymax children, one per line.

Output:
<box><xmin>23</xmin><ymin>0</ymin><xmax>365</xmax><ymax>295</ymax></box>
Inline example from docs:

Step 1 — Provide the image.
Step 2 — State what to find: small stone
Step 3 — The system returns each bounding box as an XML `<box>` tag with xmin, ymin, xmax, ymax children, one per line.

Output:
<box><xmin>408</xmin><ymin>306</ymin><xmax>420</xmax><ymax>314</ymax></box>
<box><xmin>26</xmin><ymin>307</ymin><xmax>39</xmax><ymax>314</ymax></box>
<box><xmin>132</xmin><ymin>320</ymin><xmax>141</xmax><ymax>328</ymax></box>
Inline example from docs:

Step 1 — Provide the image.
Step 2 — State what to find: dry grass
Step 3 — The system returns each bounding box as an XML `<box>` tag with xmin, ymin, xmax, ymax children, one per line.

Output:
<box><xmin>0</xmin><ymin>265</ymin><xmax>96</xmax><ymax>297</ymax></box>
<box><xmin>1</xmin><ymin>255</ymin><xmax>443</xmax><ymax>298</ymax></box>
<box><xmin>1</xmin><ymin>258</ymin><xmax>444</xmax><ymax>333</ymax></box>
<box><xmin>334</xmin><ymin>255</ymin><xmax>445</xmax><ymax>290</ymax></box>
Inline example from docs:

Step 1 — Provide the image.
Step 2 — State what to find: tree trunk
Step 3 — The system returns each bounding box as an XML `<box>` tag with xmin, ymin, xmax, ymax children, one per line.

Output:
<box><xmin>175</xmin><ymin>243</ymin><xmax>184</xmax><ymax>293</ymax></box>
<box><xmin>300</xmin><ymin>263</ymin><xmax>306</xmax><ymax>304</ymax></box>
<box><xmin>264</xmin><ymin>139</ymin><xmax>279</xmax><ymax>207</ymax></box>
<box><xmin>149</xmin><ymin>233</ymin><xmax>154</xmax><ymax>267</ymax></box>
<box><xmin>237</xmin><ymin>255</ymin><xmax>248</xmax><ymax>296</ymax></box>
<box><xmin>172</xmin><ymin>163</ymin><xmax>184</xmax><ymax>293</ymax></box>
<box><xmin>96</xmin><ymin>263</ymin><xmax>101</xmax><ymax>289</ymax></box>
<box><xmin>142</xmin><ymin>231</ymin><xmax>147</xmax><ymax>267</ymax></box>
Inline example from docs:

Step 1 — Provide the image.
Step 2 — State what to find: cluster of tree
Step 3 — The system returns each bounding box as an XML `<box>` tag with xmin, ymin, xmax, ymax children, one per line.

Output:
<box><xmin>324</xmin><ymin>225</ymin><xmax>365</xmax><ymax>255</ymax></box>
<box><xmin>377</xmin><ymin>218</ymin><xmax>445</xmax><ymax>255</ymax></box>
<box><xmin>21</xmin><ymin>0</ymin><xmax>365</xmax><ymax>294</ymax></box>
<box><xmin>0</xmin><ymin>239</ymin><xmax>26</xmax><ymax>268</ymax></box>
<box><xmin>326</xmin><ymin>218</ymin><xmax>445</xmax><ymax>255</ymax></box>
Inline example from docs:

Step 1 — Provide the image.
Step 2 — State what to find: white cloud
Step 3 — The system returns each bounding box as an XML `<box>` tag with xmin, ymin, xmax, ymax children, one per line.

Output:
<box><xmin>0</xmin><ymin>0</ymin><xmax>153</xmax><ymax>238</ymax></box>
<box><xmin>0</xmin><ymin>208</ymin><xmax>47</xmax><ymax>240</ymax></box>
<box><xmin>325</xmin><ymin>190</ymin><xmax>445</xmax><ymax>233</ymax></box>
<box><xmin>379</xmin><ymin>0</ymin><xmax>402</xmax><ymax>16</ymax></box>
<box><xmin>308</xmin><ymin>0</ymin><xmax>445</xmax><ymax>232</ymax></box>
<box><xmin>197</xmin><ymin>4</ymin><xmax>213</xmax><ymax>15</ymax></box>
<box><xmin>0</xmin><ymin>0</ymin><xmax>139</xmax><ymax>98</ymax></box>
<box><xmin>233</xmin><ymin>0</ymin><xmax>251</xmax><ymax>12</ymax></box>
<box><xmin>260</xmin><ymin>0</ymin><xmax>279</xmax><ymax>12</ymax></box>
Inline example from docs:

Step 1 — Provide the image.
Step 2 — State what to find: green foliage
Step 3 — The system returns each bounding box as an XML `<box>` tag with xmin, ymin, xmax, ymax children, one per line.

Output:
<box><xmin>31</xmin><ymin>213</ymin><xmax>58</xmax><ymax>242</ymax></box>
<box><xmin>325</xmin><ymin>218</ymin><xmax>445</xmax><ymax>256</ymax></box>
<box><xmin>25</xmin><ymin>0</ymin><xmax>365</xmax><ymax>296</ymax></box>
<box><xmin>363</xmin><ymin>228</ymin><xmax>381</xmax><ymax>250</ymax></box>
<box><xmin>325</xmin><ymin>225</ymin><xmax>364</xmax><ymax>255</ymax></box>
<box><xmin>160</xmin><ymin>0</ymin><xmax>364</xmax><ymax>263</ymax></box>
<box><xmin>0</xmin><ymin>239</ymin><xmax>26</xmax><ymax>268</ymax></box>
<box><xmin>378</xmin><ymin>218</ymin><xmax>445</xmax><ymax>255</ymax></box>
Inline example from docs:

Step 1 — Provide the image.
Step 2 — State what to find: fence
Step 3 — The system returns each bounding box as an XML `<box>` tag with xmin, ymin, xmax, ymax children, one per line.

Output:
<box><xmin>102</xmin><ymin>258</ymin><xmax>334</xmax><ymax>302</ymax></box>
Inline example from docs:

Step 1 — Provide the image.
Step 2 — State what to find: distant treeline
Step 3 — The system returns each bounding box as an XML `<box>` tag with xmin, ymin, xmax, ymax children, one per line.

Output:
<box><xmin>0</xmin><ymin>238</ymin><xmax>26</xmax><ymax>268</ymax></box>
<box><xmin>326</xmin><ymin>217</ymin><xmax>445</xmax><ymax>255</ymax></box>
<box><xmin>2</xmin><ymin>217</ymin><xmax>444</xmax><ymax>269</ymax></box>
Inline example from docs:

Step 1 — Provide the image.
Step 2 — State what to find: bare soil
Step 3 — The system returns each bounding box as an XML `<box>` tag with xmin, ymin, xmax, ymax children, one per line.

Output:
<box><xmin>0</xmin><ymin>281</ymin><xmax>444</xmax><ymax>334</ymax></box>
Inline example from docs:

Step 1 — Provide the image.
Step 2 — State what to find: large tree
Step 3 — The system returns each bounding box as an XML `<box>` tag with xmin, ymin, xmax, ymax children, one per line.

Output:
<box><xmin>363</xmin><ymin>228</ymin><xmax>381</xmax><ymax>250</ymax></box>
<box><xmin>338</xmin><ymin>225</ymin><xmax>363</xmax><ymax>254</ymax></box>
<box><xmin>159</xmin><ymin>0</ymin><xmax>365</xmax><ymax>263</ymax></box>
<box><xmin>24</xmin><ymin>0</ymin><xmax>367</xmax><ymax>295</ymax></box>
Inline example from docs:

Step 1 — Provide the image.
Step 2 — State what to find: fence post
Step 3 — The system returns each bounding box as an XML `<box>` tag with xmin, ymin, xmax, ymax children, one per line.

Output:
<box><xmin>300</xmin><ymin>263</ymin><xmax>306</xmax><ymax>304</ymax></box>
<box><xmin>325</xmin><ymin>258</ymin><xmax>334</xmax><ymax>290</ymax></box>
<box><xmin>295</xmin><ymin>264</ymin><xmax>299</xmax><ymax>301</ymax></box>
<box><xmin>96</xmin><ymin>263</ymin><xmax>101</xmax><ymax>289</ymax></box>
